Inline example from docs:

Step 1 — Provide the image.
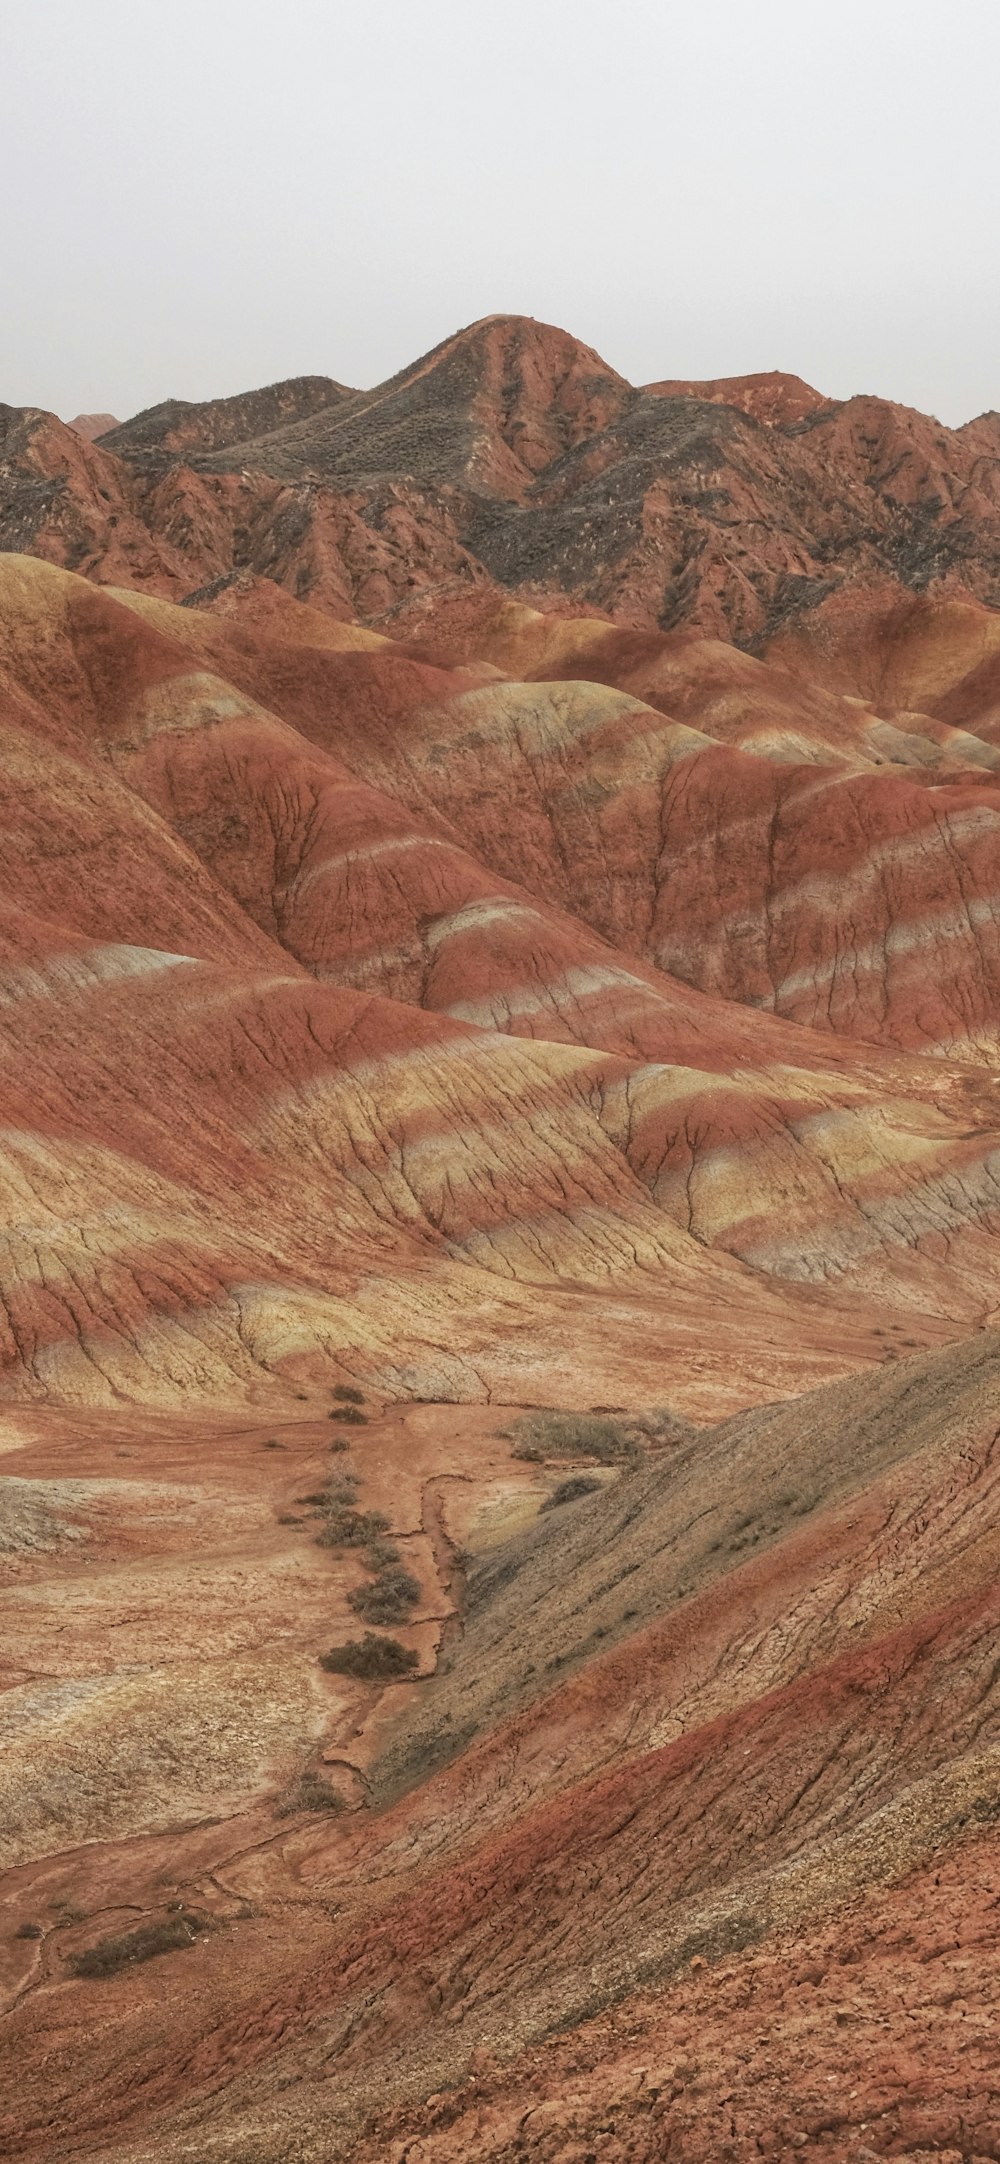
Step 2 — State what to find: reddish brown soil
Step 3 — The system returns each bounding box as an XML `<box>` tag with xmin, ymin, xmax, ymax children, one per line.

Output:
<box><xmin>5</xmin><ymin>323</ymin><xmax>1000</xmax><ymax>2159</ymax></box>
<box><xmin>5</xmin><ymin>1341</ymin><xmax>1000</xmax><ymax>2161</ymax></box>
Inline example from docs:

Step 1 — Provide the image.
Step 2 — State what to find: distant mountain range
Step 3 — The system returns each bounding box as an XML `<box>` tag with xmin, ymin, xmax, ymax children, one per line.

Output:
<box><xmin>3</xmin><ymin>312</ymin><xmax>1000</xmax><ymax>644</ymax></box>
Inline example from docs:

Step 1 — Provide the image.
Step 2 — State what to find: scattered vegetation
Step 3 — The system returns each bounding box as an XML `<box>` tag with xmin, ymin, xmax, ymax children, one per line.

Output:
<box><xmin>274</xmin><ymin>1770</ymin><xmax>346</xmax><ymax>1818</ymax></box>
<box><xmin>332</xmin><ymin>1384</ymin><xmax>365</xmax><ymax>1405</ymax></box>
<box><xmin>507</xmin><ymin>1411</ymin><xmax>639</xmax><ymax>1466</ymax></box>
<box><xmin>329</xmin><ymin>1405</ymin><xmax>368</xmax><ymax>1425</ymax></box>
<box><xmin>14</xmin><ymin>1921</ymin><xmax>42</xmax><ymax>1940</ymax></box>
<box><xmin>328</xmin><ymin>1435</ymin><xmax>350</xmax><ymax>1454</ymax></box>
<box><xmin>348</xmin><ymin>1563</ymin><xmax>421</xmax><ymax>1624</ymax></box>
<box><xmin>262</xmin><ymin>1437</ymin><xmax>285</xmax><ymax>1450</ymax></box>
<box><xmin>312</xmin><ymin>1469</ymin><xmax>398</xmax><ymax>1555</ymax></box>
<box><xmin>329</xmin><ymin>1469</ymin><xmax>360</xmax><ymax>1503</ymax></box>
<box><xmin>320</xmin><ymin>1632</ymin><xmax>419</xmax><ymax>1679</ymax></box>
<box><xmin>313</xmin><ymin>1465</ymin><xmax>421</xmax><ymax>1634</ymax></box>
<box><xmin>539</xmin><ymin>1475</ymin><xmax>603</xmax><ymax>1512</ymax></box>
<box><xmin>67</xmin><ymin>1911</ymin><xmax>209</xmax><ymax>1978</ymax></box>
<box><xmin>317</xmin><ymin>1504</ymin><xmax>392</xmax><ymax>1549</ymax></box>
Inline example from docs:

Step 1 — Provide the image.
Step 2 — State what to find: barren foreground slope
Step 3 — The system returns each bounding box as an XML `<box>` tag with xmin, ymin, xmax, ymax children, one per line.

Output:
<box><xmin>7</xmin><ymin>1342</ymin><xmax>1000</xmax><ymax>2162</ymax></box>
<box><xmin>4</xmin><ymin>322</ymin><xmax>1000</xmax><ymax>2161</ymax></box>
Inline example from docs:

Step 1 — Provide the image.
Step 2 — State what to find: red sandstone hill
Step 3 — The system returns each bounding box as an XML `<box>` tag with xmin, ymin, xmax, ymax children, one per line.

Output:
<box><xmin>644</xmin><ymin>367</ymin><xmax>831</xmax><ymax>426</ymax></box>
<box><xmin>4</xmin><ymin>319</ymin><xmax>1000</xmax><ymax>2160</ymax></box>
<box><xmin>67</xmin><ymin>412</ymin><xmax>120</xmax><ymax>442</ymax></box>
<box><xmin>8</xmin><ymin>314</ymin><xmax>1000</xmax><ymax>640</ymax></box>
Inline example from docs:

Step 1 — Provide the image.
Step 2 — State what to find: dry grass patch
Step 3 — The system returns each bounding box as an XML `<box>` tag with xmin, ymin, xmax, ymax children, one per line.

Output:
<box><xmin>67</xmin><ymin>1910</ymin><xmax>209</xmax><ymax>1978</ymax></box>
<box><xmin>506</xmin><ymin>1411</ymin><xmax>639</xmax><ymax>1466</ymax></box>
<box><xmin>274</xmin><ymin>1770</ymin><xmax>345</xmax><ymax>1818</ymax></box>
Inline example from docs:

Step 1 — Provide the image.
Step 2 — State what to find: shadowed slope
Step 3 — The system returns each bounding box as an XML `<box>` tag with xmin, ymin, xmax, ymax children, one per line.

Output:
<box><xmin>98</xmin><ymin>376</ymin><xmax>351</xmax><ymax>464</ymax></box>
<box><xmin>6</xmin><ymin>1337</ymin><xmax>1000</xmax><ymax>2160</ymax></box>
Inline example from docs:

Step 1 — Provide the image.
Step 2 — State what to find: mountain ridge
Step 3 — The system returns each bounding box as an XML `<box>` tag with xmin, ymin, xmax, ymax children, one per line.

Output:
<box><xmin>6</xmin><ymin>312</ymin><xmax>1000</xmax><ymax>642</ymax></box>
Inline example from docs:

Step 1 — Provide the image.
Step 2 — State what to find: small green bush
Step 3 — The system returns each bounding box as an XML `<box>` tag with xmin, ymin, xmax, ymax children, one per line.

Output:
<box><xmin>274</xmin><ymin>1771</ymin><xmax>345</xmax><ymax>1818</ymax></box>
<box><xmin>329</xmin><ymin>1405</ymin><xmax>368</xmax><ymax>1426</ymax></box>
<box><xmin>348</xmin><ymin>1564</ymin><xmax>420</xmax><ymax>1624</ymax></box>
<box><xmin>67</xmin><ymin>1912</ymin><xmax>208</xmax><ymax>1978</ymax></box>
<box><xmin>539</xmin><ymin>1475</ymin><xmax>603</xmax><ymax>1512</ymax></box>
<box><xmin>15</xmin><ymin>1921</ymin><xmax>42</xmax><ymax>1940</ymax></box>
<box><xmin>320</xmin><ymin>1632</ymin><xmax>418</xmax><ymax>1679</ymax></box>
<box><xmin>508</xmin><ymin>1411</ymin><xmax>638</xmax><ymax>1466</ymax></box>
<box><xmin>332</xmin><ymin>1385</ymin><xmax>365</xmax><ymax>1405</ymax></box>
<box><xmin>262</xmin><ymin>1438</ymin><xmax>285</xmax><ymax>1450</ymax></box>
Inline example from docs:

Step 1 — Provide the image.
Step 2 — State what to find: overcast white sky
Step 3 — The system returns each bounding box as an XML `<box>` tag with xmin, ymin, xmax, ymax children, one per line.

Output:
<box><xmin>4</xmin><ymin>0</ymin><xmax>999</xmax><ymax>426</ymax></box>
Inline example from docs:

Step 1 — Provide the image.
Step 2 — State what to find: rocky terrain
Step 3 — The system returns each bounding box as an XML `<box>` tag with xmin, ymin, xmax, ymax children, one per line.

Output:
<box><xmin>3</xmin><ymin>320</ymin><xmax>1000</xmax><ymax>2159</ymax></box>
<box><xmin>5</xmin><ymin>313</ymin><xmax>1000</xmax><ymax>641</ymax></box>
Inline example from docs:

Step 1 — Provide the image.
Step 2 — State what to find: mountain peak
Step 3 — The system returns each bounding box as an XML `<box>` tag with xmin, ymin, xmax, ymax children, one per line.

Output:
<box><xmin>66</xmin><ymin>410</ymin><xmax>120</xmax><ymax>440</ymax></box>
<box><xmin>644</xmin><ymin>367</ymin><xmax>830</xmax><ymax>424</ymax></box>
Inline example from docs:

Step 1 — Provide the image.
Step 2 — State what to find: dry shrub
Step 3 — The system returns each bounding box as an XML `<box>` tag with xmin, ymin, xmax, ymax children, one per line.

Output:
<box><xmin>362</xmin><ymin>1535</ymin><xmax>401</xmax><ymax>1569</ymax></box>
<box><xmin>317</xmin><ymin>1505</ymin><xmax>391</xmax><ymax>1550</ymax></box>
<box><xmin>274</xmin><ymin>1771</ymin><xmax>345</xmax><ymax>1818</ymax></box>
<box><xmin>508</xmin><ymin>1411</ymin><xmax>638</xmax><ymax>1466</ymax></box>
<box><xmin>314</xmin><ymin>1473</ymin><xmax>392</xmax><ymax>1552</ymax></box>
<box><xmin>319</xmin><ymin>1632</ymin><xmax>418</xmax><ymax>1679</ymax></box>
<box><xmin>348</xmin><ymin>1564</ymin><xmax>420</xmax><ymax>1624</ymax></box>
<box><xmin>332</xmin><ymin>1385</ymin><xmax>365</xmax><ymax>1405</ymax></box>
<box><xmin>67</xmin><ymin>1911</ymin><xmax>208</xmax><ymax>1978</ymax></box>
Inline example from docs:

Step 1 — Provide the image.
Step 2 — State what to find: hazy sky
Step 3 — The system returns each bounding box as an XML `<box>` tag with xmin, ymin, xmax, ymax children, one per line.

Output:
<box><xmin>5</xmin><ymin>0</ymin><xmax>1000</xmax><ymax>426</ymax></box>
